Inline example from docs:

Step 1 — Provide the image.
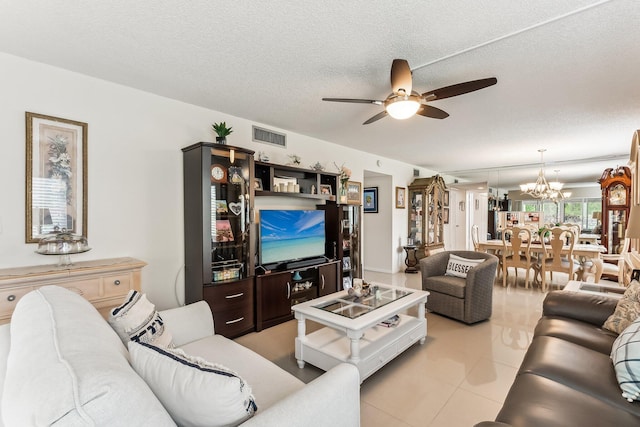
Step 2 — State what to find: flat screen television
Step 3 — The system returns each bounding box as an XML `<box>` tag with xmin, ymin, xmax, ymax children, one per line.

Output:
<box><xmin>259</xmin><ymin>209</ymin><xmax>326</xmax><ymax>266</ymax></box>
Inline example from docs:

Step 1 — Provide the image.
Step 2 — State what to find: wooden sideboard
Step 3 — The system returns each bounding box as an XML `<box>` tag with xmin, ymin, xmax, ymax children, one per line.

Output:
<box><xmin>0</xmin><ymin>257</ymin><xmax>146</xmax><ymax>323</ymax></box>
<box><xmin>623</xmin><ymin>252</ymin><xmax>640</xmax><ymax>284</ymax></box>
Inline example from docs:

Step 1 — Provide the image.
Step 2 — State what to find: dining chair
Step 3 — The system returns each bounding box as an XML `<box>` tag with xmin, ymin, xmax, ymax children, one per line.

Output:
<box><xmin>599</xmin><ymin>237</ymin><xmax>630</xmax><ymax>284</ymax></box>
<box><xmin>471</xmin><ymin>225</ymin><xmax>480</xmax><ymax>251</ymax></box>
<box><xmin>540</xmin><ymin>227</ymin><xmax>580</xmax><ymax>291</ymax></box>
<box><xmin>501</xmin><ymin>226</ymin><xmax>537</xmax><ymax>288</ymax></box>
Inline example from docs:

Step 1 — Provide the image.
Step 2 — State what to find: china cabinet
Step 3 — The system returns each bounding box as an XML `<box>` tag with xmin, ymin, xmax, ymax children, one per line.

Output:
<box><xmin>408</xmin><ymin>175</ymin><xmax>447</xmax><ymax>259</ymax></box>
<box><xmin>182</xmin><ymin>142</ymin><xmax>255</xmax><ymax>338</ymax></box>
<box><xmin>599</xmin><ymin>166</ymin><xmax>631</xmax><ymax>254</ymax></box>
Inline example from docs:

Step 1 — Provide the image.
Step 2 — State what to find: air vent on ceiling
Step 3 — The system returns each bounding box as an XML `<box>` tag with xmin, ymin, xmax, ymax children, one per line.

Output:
<box><xmin>252</xmin><ymin>126</ymin><xmax>286</xmax><ymax>148</ymax></box>
<box><xmin>413</xmin><ymin>169</ymin><xmax>420</xmax><ymax>177</ymax></box>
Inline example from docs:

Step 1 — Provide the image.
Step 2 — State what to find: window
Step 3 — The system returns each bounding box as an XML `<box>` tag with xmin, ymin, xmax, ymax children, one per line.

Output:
<box><xmin>521</xmin><ymin>198</ymin><xmax>601</xmax><ymax>231</ymax></box>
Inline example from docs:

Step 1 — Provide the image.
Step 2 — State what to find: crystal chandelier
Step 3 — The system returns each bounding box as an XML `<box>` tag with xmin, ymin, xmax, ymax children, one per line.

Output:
<box><xmin>520</xmin><ymin>149</ymin><xmax>571</xmax><ymax>202</ymax></box>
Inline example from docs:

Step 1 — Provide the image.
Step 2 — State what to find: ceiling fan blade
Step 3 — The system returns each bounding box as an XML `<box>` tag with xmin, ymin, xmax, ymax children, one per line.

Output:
<box><xmin>417</xmin><ymin>105</ymin><xmax>449</xmax><ymax>119</ymax></box>
<box><xmin>322</xmin><ymin>97</ymin><xmax>383</xmax><ymax>105</ymax></box>
<box><xmin>390</xmin><ymin>59</ymin><xmax>412</xmax><ymax>95</ymax></box>
<box><xmin>422</xmin><ymin>77</ymin><xmax>497</xmax><ymax>100</ymax></box>
<box><xmin>363</xmin><ymin>110</ymin><xmax>388</xmax><ymax>125</ymax></box>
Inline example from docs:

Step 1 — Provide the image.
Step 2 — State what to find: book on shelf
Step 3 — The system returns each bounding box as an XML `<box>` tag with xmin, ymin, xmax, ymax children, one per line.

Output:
<box><xmin>378</xmin><ymin>314</ymin><xmax>400</xmax><ymax>328</ymax></box>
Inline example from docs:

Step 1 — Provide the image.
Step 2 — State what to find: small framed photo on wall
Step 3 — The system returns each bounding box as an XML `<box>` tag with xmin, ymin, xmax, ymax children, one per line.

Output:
<box><xmin>443</xmin><ymin>190</ymin><xmax>450</xmax><ymax>207</ymax></box>
<box><xmin>395</xmin><ymin>187</ymin><xmax>406</xmax><ymax>209</ymax></box>
<box><xmin>363</xmin><ymin>187</ymin><xmax>378</xmax><ymax>213</ymax></box>
<box><xmin>443</xmin><ymin>207</ymin><xmax>450</xmax><ymax>224</ymax></box>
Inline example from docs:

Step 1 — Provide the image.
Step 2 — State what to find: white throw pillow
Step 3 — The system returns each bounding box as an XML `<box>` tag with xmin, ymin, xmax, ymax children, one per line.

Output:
<box><xmin>445</xmin><ymin>254</ymin><xmax>483</xmax><ymax>278</ymax></box>
<box><xmin>108</xmin><ymin>290</ymin><xmax>173</xmax><ymax>347</ymax></box>
<box><xmin>2</xmin><ymin>286</ymin><xmax>174</xmax><ymax>426</ymax></box>
<box><xmin>129</xmin><ymin>341</ymin><xmax>257</xmax><ymax>427</ymax></box>
<box><xmin>611</xmin><ymin>314</ymin><xmax>640</xmax><ymax>402</ymax></box>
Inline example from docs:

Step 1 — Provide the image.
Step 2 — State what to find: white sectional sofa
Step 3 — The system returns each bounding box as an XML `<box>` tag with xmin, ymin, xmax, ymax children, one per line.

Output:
<box><xmin>0</xmin><ymin>286</ymin><xmax>360</xmax><ymax>426</ymax></box>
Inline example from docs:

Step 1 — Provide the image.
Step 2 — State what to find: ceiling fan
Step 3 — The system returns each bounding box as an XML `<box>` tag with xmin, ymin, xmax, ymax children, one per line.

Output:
<box><xmin>322</xmin><ymin>59</ymin><xmax>497</xmax><ymax>125</ymax></box>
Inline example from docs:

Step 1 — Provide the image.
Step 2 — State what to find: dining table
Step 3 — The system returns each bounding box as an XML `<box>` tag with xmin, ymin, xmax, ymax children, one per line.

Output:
<box><xmin>478</xmin><ymin>240</ymin><xmax>606</xmax><ymax>259</ymax></box>
<box><xmin>478</xmin><ymin>240</ymin><xmax>606</xmax><ymax>285</ymax></box>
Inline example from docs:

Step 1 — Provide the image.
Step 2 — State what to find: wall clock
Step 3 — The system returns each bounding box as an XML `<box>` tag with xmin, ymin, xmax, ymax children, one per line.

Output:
<box><xmin>210</xmin><ymin>164</ymin><xmax>227</xmax><ymax>183</ymax></box>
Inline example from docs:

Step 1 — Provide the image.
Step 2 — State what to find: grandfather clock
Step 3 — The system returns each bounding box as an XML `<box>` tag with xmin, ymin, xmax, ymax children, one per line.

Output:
<box><xmin>599</xmin><ymin>166</ymin><xmax>631</xmax><ymax>254</ymax></box>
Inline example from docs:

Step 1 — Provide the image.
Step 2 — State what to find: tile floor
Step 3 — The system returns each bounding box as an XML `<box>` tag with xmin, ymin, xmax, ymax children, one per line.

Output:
<box><xmin>235</xmin><ymin>270</ymin><xmax>567</xmax><ymax>427</ymax></box>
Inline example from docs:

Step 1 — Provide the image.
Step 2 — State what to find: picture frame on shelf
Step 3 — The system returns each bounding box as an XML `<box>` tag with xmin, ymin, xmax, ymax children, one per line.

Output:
<box><xmin>343</xmin><ymin>276</ymin><xmax>352</xmax><ymax>290</ymax></box>
<box><xmin>395</xmin><ymin>186</ymin><xmax>406</xmax><ymax>209</ymax></box>
<box><xmin>363</xmin><ymin>187</ymin><xmax>378</xmax><ymax>213</ymax></box>
<box><xmin>319</xmin><ymin>184</ymin><xmax>332</xmax><ymax>195</ymax></box>
<box><xmin>254</xmin><ymin>178</ymin><xmax>263</xmax><ymax>190</ymax></box>
<box><xmin>25</xmin><ymin>112</ymin><xmax>88</xmax><ymax>243</ymax></box>
<box><xmin>346</xmin><ymin>181</ymin><xmax>362</xmax><ymax>205</ymax></box>
<box><xmin>343</xmin><ymin>256</ymin><xmax>351</xmax><ymax>271</ymax></box>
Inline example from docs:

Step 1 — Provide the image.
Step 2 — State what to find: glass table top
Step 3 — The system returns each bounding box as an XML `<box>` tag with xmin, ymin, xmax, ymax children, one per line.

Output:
<box><xmin>313</xmin><ymin>286</ymin><xmax>412</xmax><ymax>319</ymax></box>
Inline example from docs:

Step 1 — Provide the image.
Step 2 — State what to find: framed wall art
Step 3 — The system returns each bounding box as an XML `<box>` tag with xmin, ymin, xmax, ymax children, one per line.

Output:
<box><xmin>443</xmin><ymin>207</ymin><xmax>450</xmax><ymax>224</ymax></box>
<box><xmin>363</xmin><ymin>187</ymin><xmax>378</xmax><ymax>213</ymax></box>
<box><xmin>26</xmin><ymin>112</ymin><xmax>88</xmax><ymax>243</ymax></box>
<box><xmin>395</xmin><ymin>186</ymin><xmax>406</xmax><ymax>209</ymax></box>
<box><xmin>443</xmin><ymin>190</ymin><xmax>450</xmax><ymax>207</ymax></box>
<box><xmin>346</xmin><ymin>181</ymin><xmax>362</xmax><ymax>205</ymax></box>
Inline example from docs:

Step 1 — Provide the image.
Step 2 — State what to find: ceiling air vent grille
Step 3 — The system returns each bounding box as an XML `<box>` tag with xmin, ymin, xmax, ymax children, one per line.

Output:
<box><xmin>252</xmin><ymin>126</ymin><xmax>286</xmax><ymax>148</ymax></box>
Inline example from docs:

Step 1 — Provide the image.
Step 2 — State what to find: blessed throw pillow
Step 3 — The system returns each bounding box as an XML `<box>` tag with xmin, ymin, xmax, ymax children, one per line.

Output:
<box><xmin>445</xmin><ymin>254</ymin><xmax>483</xmax><ymax>278</ymax></box>
<box><xmin>129</xmin><ymin>341</ymin><xmax>257</xmax><ymax>427</ymax></box>
<box><xmin>108</xmin><ymin>290</ymin><xmax>173</xmax><ymax>348</ymax></box>
<box><xmin>611</xmin><ymin>315</ymin><xmax>640</xmax><ymax>402</ymax></box>
<box><xmin>603</xmin><ymin>281</ymin><xmax>640</xmax><ymax>334</ymax></box>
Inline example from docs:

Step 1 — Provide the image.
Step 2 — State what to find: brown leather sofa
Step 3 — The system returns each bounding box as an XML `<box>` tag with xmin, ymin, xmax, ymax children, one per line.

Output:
<box><xmin>476</xmin><ymin>291</ymin><xmax>640</xmax><ymax>427</ymax></box>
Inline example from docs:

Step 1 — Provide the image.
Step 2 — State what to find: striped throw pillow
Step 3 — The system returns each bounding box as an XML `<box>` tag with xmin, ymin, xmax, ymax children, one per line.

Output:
<box><xmin>108</xmin><ymin>290</ymin><xmax>173</xmax><ymax>348</ymax></box>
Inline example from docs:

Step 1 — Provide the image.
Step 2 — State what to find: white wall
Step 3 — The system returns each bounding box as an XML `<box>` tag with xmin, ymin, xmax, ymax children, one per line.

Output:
<box><xmin>362</xmin><ymin>174</ymin><xmax>392</xmax><ymax>273</ymax></box>
<box><xmin>0</xmin><ymin>53</ymin><xmax>440</xmax><ymax>308</ymax></box>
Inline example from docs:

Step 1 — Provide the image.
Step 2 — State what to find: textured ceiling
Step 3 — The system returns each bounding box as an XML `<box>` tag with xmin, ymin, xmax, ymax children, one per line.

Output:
<box><xmin>1</xmin><ymin>0</ymin><xmax>638</xmax><ymax>189</ymax></box>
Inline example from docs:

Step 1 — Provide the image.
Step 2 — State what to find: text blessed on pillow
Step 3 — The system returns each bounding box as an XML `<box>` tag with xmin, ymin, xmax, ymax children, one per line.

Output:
<box><xmin>445</xmin><ymin>254</ymin><xmax>483</xmax><ymax>278</ymax></box>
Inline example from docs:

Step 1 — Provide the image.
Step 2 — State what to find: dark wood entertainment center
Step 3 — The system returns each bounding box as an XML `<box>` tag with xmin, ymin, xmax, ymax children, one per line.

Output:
<box><xmin>182</xmin><ymin>142</ymin><xmax>362</xmax><ymax>338</ymax></box>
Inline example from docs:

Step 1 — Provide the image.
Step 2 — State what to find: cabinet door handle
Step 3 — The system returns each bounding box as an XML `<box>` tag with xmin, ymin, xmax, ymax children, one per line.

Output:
<box><xmin>225</xmin><ymin>317</ymin><xmax>244</xmax><ymax>325</ymax></box>
<box><xmin>225</xmin><ymin>293</ymin><xmax>244</xmax><ymax>299</ymax></box>
<box><xmin>286</xmin><ymin>281</ymin><xmax>291</xmax><ymax>299</ymax></box>
<box><xmin>321</xmin><ymin>274</ymin><xmax>325</xmax><ymax>290</ymax></box>
<box><xmin>114</xmin><ymin>280</ymin><xmax>121</xmax><ymax>286</ymax></box>
<box><xmin>7</xmin><ymin>295</ymin><xmax>15</xmax><ymax>302</ymax></box>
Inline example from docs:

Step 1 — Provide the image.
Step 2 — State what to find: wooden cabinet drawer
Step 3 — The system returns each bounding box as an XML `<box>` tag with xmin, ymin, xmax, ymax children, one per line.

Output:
<box><xmin>0</xmin><ymin>287</ymin><xmax>34</xmax><ymax>319</ymax></box>
<box><xmin>204</xmin><ymin>279</ymin><xmax>254</xmax><ymax>311</ymax></box>
<box><xmin>212</xmin><ymin>304</ymin><xmax>255</xmax><ymax>338</ymax></box>
<box><xmin>60</xmin><ymin>278</ymin><xmax>102</xmax><ymax>300</ymax></box>
<box><xmin>102</xmin><ymin>273</ymin><xmax>133</xmax><ymax>297</ymax></box>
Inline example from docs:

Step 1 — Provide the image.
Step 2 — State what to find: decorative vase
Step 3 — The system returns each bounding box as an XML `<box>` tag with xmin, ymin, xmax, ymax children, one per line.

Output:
<box><xmin>340</xmin><ymin>183</ymin><xmax>348</xmax><ymax>203</ymax></box>
<box><xmin>215</xmin><ymin>136</ymin><xmax>227</xmax><ymax>144</ymax></box>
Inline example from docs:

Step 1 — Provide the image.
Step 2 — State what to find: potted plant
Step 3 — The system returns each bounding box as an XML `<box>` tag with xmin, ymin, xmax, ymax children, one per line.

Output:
<box><xmin>212</xmin><ymin>121</ymin><xmax>233</xmax><ymax>144</ymax></box>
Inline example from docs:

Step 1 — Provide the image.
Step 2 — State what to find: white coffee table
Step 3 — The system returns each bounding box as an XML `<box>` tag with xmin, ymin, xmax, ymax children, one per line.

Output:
<box><xmin>563</xmin><ymin>280</ymin><xmax>625</xmax><ymax>299</ymax></box>
<box><xmin>291</xmin><ymin>283</ymin><xmax>429</xmax><ymax>383</ymax></box>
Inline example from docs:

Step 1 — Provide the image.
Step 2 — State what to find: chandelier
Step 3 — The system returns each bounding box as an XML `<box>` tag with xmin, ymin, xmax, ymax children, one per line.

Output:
<box><xmin>519</xmin><ymin>149</ymin><xmax>571</xmax><ymax>202</ymax></box>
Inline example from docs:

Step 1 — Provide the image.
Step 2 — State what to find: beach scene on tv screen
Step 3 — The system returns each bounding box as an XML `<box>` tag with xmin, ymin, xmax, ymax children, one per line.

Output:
<box><xmin>260</xmin><ymin>210</ymin><xmax>325</xmax><ymax>264</ymax></box>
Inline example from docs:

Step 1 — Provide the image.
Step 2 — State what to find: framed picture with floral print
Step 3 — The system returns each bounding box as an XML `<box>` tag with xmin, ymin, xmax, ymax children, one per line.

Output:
<box><xmin>395</xmin><ymin>186</ymin><xmax>406</xmax><ymax>209</ymax></box>
<box><xmin>25</xmin><ymin>112</ymin><xmax>88</xmax><ymax>243</ymax></box>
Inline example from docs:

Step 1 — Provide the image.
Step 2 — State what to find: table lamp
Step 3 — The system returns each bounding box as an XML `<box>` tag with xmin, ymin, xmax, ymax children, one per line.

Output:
<box><xmin>626</xmin><ymin>205</ymin><xmax>640</xmax><ymax>240</ymax></box>
<box><xmin>35</xmin><ymin>226</ymin><xmax>91</xmax><ymax>266</ymax></box>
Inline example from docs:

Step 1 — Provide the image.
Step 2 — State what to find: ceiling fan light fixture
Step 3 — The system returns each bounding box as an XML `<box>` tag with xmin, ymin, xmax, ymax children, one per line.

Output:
<box><xmin>385</xmin><ymin>94</ymin><xmax>420</xmax><ymax>120</ymax></box>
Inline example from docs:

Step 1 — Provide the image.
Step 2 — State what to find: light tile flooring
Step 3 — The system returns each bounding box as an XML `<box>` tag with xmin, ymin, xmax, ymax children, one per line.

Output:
<box><xmin>235</xmin><ymin>270</ymin><xmax>566</xmax><ymax>427</ymax></box>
